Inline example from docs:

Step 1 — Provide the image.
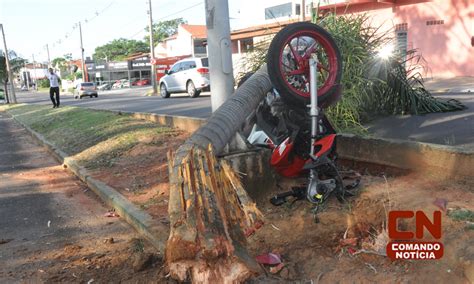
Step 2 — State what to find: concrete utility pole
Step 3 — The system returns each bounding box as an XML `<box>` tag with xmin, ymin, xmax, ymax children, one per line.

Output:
<box><xmin>301</xmin><ymin>0</ymin><xmax>306</xmax><ymax>21</ymax></box>
<box><xmin>204</xmin><ymin>0</ymin><xmax>234</xmax><ymax>111</ymax></box>
<box><xmin>46</xmin><ymin>44</ymin><xmax>51</xmax><ymax>67</ymax></box>
<box><xmin>148</xmin><ymin>0</ymin><xmax>158</xmax><ymax>95</ymax></box>
<box><xmin>24</xmin><ymin>61</ymin><xmax>30</xmax><ymax>90</ymax></box>
<box><xmin>79</xmin><ymin>22</ymin><xmax>87</xmax><ymax>82</ymax></box>
<box><xmin>1</xmin><ymin>24</ymin><xmax>17</xmax><ymax>103</ymax></box>
<box><xmin>32</xmin><ymin>54</ymin><xmax>37</xmax><ymax>90</ymax></box>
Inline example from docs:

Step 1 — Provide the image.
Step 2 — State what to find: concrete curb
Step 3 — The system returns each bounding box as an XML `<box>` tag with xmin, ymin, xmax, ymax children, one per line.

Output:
<box><xmin>337</xmin><ymin>134</ymin><xmax>474</xmax><ymax>179</ymax></box>
<box><xmin>9</xmin><ymin>113</ymin><xmax>167</xmax><ymax>253</ymax></box>
<box><xmin>88</xmin><ymin>108</ymin><xmax>207</xmax><ymax>133</ymax></box>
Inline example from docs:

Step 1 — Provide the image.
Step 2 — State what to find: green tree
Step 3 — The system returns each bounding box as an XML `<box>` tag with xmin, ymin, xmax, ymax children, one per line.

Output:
<box><xmin>0</xmin><ymin>50</ymin><xmax>25</xmax><ymax>102</ymax></box>
<box><xmin>144</xmin><ymin>18</ymin><xmax>186</xmax><ymax>47</ymax></box>
<box><xmin>52</xmin><ymin>57</ymin><xmax>68</xmax><ymax>75</ymax></box>
<box><xmin>93</xmin><ymin>38</ymin><xmax>148</xmax><ymax>61</ymax></box>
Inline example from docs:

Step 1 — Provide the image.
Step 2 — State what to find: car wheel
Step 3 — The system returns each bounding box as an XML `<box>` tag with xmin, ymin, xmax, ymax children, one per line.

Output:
<box><xmin>74</xmin><ymin>96</ymin><xmax>79</xmax><ymax>99</ymax></box>
<box><xmin>94</xmin><ymin>94</ymin><xmax>98</xmax><ymax>98</ymax></box>
<box><xmin>187</xmin><ymin>80</ymin><xmax>201</xmax><ymax>98</ymax></box>
<box><xmin>160</xmin><ymin>84</ymin><xmax>170</xmax><ymax>98</ymax></box>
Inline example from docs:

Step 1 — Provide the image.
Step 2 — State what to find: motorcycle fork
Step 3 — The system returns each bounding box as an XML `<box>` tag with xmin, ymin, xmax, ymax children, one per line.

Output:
<box><xmin>307</xmin><ymin>54</ymin><xmax>325</xmax><ymax>203</ymax></box>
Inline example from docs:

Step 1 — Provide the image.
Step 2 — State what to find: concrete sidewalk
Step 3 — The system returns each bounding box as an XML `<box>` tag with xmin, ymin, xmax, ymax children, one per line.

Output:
<box><xmin>424</xmin><ymin>76</ymin><xmax>473</xmax><ymax>93</ymax></box>
<box><xmin>0</xmin><ymin>112</ymin><xmax>155</xmax><ymax>282</ymax></box>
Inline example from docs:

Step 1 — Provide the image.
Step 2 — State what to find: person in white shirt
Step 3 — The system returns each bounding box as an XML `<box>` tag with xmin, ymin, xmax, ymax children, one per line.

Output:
<box><xmin>47</xmin><ymin>68</ymin><xmax>61</xmax><ymax>108</ymax></box>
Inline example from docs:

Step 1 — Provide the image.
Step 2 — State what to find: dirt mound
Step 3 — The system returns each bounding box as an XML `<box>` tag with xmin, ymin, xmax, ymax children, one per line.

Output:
<box><xmin>247</xmin><ymin>173</ymin><xmax>474</xmax><ymax>283</ymax></box>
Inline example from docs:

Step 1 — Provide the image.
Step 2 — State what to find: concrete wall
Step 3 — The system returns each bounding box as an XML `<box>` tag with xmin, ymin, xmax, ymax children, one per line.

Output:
<box><xmin>164</xmin><ymin>27</ymin><xmax>193</xmax><ymax>57</ymax></box>
<box><xmin>332</xmin><ymin>0</ymin><xmax>474</xmax><ymax>78</ymax></box>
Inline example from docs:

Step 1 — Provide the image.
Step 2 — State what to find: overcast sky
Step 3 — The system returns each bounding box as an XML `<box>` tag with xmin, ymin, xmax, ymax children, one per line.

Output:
<box><xmin>0</xmin><ymin>0</ymin><xmax>282</xmax><ymax>63</ymax></box>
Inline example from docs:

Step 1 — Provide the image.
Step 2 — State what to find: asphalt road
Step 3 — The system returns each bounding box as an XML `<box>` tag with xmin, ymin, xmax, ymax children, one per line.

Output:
<box><xmin>366</xmin><ymin>93</ymin><xmax>474</xmax><ymax>148</ymax></box>
<box><xmin>15</xmin><ymin>87</ymin><xmax>213</xmax><ymax>119</ymax></box>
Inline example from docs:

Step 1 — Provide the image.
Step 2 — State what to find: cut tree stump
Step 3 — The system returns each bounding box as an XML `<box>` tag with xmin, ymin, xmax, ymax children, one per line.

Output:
<box><xmin>167</xmin><ymin>146</ymin><xmax>264</xmax><ymax>283</ymax></box>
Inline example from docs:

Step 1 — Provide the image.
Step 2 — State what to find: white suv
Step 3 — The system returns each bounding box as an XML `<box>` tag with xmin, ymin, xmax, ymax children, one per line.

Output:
<box><xmin>159</xmin><ymin>57</ymin><xmax>210</xmax><ymax>98</ymax></box>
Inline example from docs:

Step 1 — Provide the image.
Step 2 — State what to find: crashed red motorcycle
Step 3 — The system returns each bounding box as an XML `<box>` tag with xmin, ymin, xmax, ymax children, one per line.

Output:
<box><xmin>246</xmin><ymin>22</ymin><xmax>359</xmax><ymax>210</ymax></box>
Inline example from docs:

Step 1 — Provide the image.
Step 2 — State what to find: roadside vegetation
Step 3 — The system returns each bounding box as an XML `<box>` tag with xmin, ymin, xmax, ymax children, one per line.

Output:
<box><xmin>238</xmin><ymin>13</ymin><xmax>465</xmax><ymax>134</ymax></box>
<box><xmin>2</xmin><ymin>104</ymin><xmax>181</xmax><ymax>169</ymax></box>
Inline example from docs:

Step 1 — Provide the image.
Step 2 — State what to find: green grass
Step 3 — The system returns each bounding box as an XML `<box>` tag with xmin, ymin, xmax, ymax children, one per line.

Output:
<box><xmin>448</xmin><ymin>209</ymin><xmax>474</xmax><ymax>222</ymax></box>
<box><xmin>2</xmin><ymin>104</ymin><xmax>181</xmax><ymax>169</ymax></box>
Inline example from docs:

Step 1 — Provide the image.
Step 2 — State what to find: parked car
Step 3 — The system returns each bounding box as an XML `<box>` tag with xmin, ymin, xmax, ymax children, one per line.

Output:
<box><xmin>112</xmin><ymin>79</ymin><xmax>128</xmax><ymax>89</ymax></box>
<box><xmin>97</xmin><ymin>83</ymin><xmax>111</xmax><ymax>91</ymax></box>
<box><xmin>74</xmin><ymin>82</ymin><xmax>98</xmax><ymax>99</ymax></box>
<box><xmin>133</xmin><ymin>79</ymin><xmax>150</xmax><ymax>86</ymax></box>
<box><xmin>159</xmin><ymin>57</ymin><xmax>209</xmax><ymax>98</ymax></box>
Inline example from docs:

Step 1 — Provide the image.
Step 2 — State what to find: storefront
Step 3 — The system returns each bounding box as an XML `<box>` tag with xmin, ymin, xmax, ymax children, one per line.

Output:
<box><xmin>85</xmin><ymin>55</ymin><xmax>152</xmax><ymax>87</ymax></box>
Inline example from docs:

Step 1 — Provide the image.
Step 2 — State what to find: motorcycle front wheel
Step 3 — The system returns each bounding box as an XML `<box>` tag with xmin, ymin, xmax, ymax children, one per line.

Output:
<box><xmin>267</xmin><ymin>22</ymin><xmax>342</xmax><ymax>108</ymax></box>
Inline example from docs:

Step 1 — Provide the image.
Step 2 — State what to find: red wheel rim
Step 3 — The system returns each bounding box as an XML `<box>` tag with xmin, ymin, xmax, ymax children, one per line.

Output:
<box><xmin>278</xmin><ymin>30</ymin><xmax>339</xmax><ymax>98</ymax></box>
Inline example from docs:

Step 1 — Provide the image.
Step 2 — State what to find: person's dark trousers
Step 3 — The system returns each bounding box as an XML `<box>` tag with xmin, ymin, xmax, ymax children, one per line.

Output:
<box><xmin>49</xmin><ymin>87</ymin><xmax>60</xmax><ymax>107</ymax></box>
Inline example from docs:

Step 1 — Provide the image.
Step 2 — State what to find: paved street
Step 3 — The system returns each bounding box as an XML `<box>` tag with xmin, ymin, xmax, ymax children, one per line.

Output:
<box><xmin>367</xmin><ymin>93</ymin><xmax>474</xmax><ymax>148</ymax></box>
<box><xmin>0</xmin><ymin>112</ymin><xmax>157</xmax><ymax>282</ymax></box>
<box><xmin>16</xmin><ymin>87</ymin><xmax>213</xmax><ymax>119</ymax></box>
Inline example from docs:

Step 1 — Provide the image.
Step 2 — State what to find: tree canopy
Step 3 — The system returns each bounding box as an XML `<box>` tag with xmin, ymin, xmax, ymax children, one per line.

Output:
<box><xmin>144</xmin><ymin>18</ymin><xmax>186</xmax><ymax>47</ymax></box>
<box><xmin>93</xmin><ymin>38</ymin><xmax>149</xmax><ymax>61</ymax></box>
<box><xmin>0</xmin><ymin>50</ymin><xmax>25</xmax><ymax>83</ymax></box>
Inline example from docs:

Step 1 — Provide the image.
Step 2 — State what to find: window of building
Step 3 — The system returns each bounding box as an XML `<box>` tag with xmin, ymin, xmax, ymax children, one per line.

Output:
<box><xmin>240</xmin><ymin>38</ymin><xmax>254</xmax><ymax>53</ymax></box>
<box><xmin>193</xmin><ymin>39</ymin><xmax>207</xmax><ymax>56</ymax></box>
<box><xmin>305</xmin><ymin>3</ymin><xmax>312</xmax><ymax>15</ymax></box>
<box><xmin>231</xmin><ymin>40</ymin><xmax>239</xmax><ymax>54</ymax></box>
<box><xmin>265</xmin><ymin>2</ymin><xmax>292</xmax><ymax>20</ymax></box>
<box><xmin>426</xmin><ymin>20</ymin><xmax>444</xmax><ymax>26</ymax></box>
<box><xmin>396</xmin><ymin>31</ymin><xmax>408</xmax><ymax>62</ymax></box>
<box><xmin>295</xmin><ymin>4</ymin><xmax>301</xmax><ymax>16</ymax></box>
<box><xmin>395</xmin><ymin>23</ymin><xmax>408</xmax><ymax>31</ymax></box>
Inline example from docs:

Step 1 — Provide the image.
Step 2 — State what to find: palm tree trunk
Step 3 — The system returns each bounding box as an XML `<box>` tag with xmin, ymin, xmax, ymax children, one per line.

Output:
<box><xmin>167</xmin><ymin>64</ymin><xmax>272</xmax><ymax>282</ymax></box>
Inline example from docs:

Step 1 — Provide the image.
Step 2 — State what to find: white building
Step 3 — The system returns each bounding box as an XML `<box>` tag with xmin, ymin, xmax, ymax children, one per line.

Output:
<box><xmin>18</xmin><ymin>63</ymin><xmax>48</xmax><ymax>87</ymax></box>
<box><xmin>155</xmin><ymin>24</ymin><xmax>207</xmax><ymax>58</ymax></box>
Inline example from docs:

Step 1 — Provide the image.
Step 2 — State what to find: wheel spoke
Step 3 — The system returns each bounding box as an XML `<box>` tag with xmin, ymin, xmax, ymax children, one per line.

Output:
<box><xmin>286</xmin><ymin>69</ymin><xmax>305</xmax><ymax>76</ymax></box>
<box><xmin>302</xmin><ymin>41</ymin><xmax>318</xmax><ymax>59</ymax></box>
<box><xmin>287</xmin><ymin>42</ymin><xmax>302</xmax><ymax>64</ymax></box>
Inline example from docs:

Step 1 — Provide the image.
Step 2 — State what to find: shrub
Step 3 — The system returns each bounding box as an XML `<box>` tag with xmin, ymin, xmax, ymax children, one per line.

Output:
<box><xmin>37</xmin><ymin>79</ymin><xmax>50</xmax><ymax>88</ymax></box>
<box><xmin>237</xmin><ymin>13</ymin><xmax>465</xmax><ymax>133</ymax></box>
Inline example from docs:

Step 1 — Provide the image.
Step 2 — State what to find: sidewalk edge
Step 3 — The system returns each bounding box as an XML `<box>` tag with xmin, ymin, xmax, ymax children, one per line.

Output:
<box><xmin>9</xmin><ymin>113</ymin><xmax>167</xmax><ymax>253</ymax></box>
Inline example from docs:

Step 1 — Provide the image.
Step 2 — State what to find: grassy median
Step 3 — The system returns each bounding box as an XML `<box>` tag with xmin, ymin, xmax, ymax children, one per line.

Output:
<box><xmin>1</xmin><ymin>104</ymin><xmax>183</xmax><ymax>169</ymax></box>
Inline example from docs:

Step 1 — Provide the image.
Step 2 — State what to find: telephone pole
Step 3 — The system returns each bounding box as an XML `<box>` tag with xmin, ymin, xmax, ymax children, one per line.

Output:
<box><xmin>32</xmin><ymin>54</ymin><xmax>37</xmax><ymax>90</ymax></box>
<box><xmin>79</xmin><ymin>22</ymin><xmax>87</xmax><ymax>82</ymax></box>
<box><xmin>301</xmin><ymin>0</ymin><xmax>306</xmax><ymax>21</ymax></box>
<box><xmin>1</xmin><ymin>24</ymin><xmax>17</xmax><ymax>103</ymax></box>
<box><xmin>24</xmin><ymin>61</ymin><xmax>30</xmax><ymax>90</ymax></box>
<box><xmin>205</xmin><ymin>0</ymin><xmax>234</xmax><ymax>111</ymax></box>
<box><xmin>46</xmin><ymin>44</ymin><xmax>51</xmax><ymax>67</ymax></box>
<box><xmin>148</xmin><ymin>0</ymin><xmax>157</xmax><ymax>95</ymax></box>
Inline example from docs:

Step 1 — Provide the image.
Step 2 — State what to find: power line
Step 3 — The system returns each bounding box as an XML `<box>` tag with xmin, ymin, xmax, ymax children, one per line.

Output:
<box><xmin>38</xmin><ymin>0</ymin><xmax>117</xmax><ymax>59</ymax></box>
<box><xmin>157</xmin><ymin>2</ymin><xmax>203</xmax><ymax>21</ymax></box>
<box><xmin>127</xmin><ymin>1</ymin><xmax>204</xmax><ymax>39</ymax></box>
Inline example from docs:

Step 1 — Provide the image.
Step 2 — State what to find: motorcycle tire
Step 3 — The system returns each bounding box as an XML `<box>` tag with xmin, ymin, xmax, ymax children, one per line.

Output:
<box><xmin>267</xmin><ymin>22</ymin><xmax>343</xmax><ymax>108</ymax></box>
